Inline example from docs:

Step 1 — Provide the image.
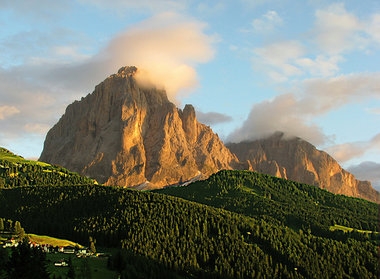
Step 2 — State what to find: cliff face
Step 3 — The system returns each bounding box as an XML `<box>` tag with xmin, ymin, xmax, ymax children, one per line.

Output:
<box><xmin>39</xmin><ymin>66</ymin><xmax>239</xmax><ymax>189</ymax></box>
<box><xmin>227</xmin><ymin>132</ymin><xmax>379</xmax><ymax>203</ymax></box>
<box><xmin>40</xmin><ymin>66</ymin><xmax>379</xmax><ymax>202</ymax></box>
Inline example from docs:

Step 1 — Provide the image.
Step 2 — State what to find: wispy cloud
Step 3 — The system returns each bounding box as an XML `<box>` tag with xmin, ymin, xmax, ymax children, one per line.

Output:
<box><xmin>326</xmin><ymin>133</ymin><xmax>380</xmax><ymax>163</ymax></box>
<box><xmin>347</xmin><ymin>161</ymin><xmax>380</xmax><ymax>190</ymax></box>
<box><xmin>196</xmin><ymin>110</ymin><xmax>233</xmax><ymax>125</ymax></box>
<box><xmin>0</xmin><ymin>11</ymin><xmax>215</xmax><ymax>153</ymax></box>
<box><xmin>313</xmin><ymin>3</ymin><xmax>363</xmax><ymax>54</ymax></box>
<box><xmin>227</xmin><ymin>73</ymin><xmax>380</xmax><ymax>145</ymax></box>
<box><xmin>0</xmin><ymin>106</ymin><xmax>20</xmax><ymax>120</ymax></box>
<box><xmin>253</xmin><ymin>40</ymin><xmax>304</xmax><ymax>82</ymax></box>
<box><xmin>252</xmin><ymin>10</ymin><xmax>283</xmax><ymax>33</ymax></box>
<box><xmin>226</xmin><ymin>93</ymin><xmax>327</xmax><ymax>145</ymax></box>
<box><xmin>252</xmin><ymin>3</ymin><xmax>380</xmax><ymax>82</ymax></box>
<box><xmin>78</xmin><ymin>0</ymin><xmax>187</xmax><ymax>14</ymax></box>
<box><xmin>100</xmin><ymin>12</ymin><xmax>215</xmax><ymax>101</ymax></box>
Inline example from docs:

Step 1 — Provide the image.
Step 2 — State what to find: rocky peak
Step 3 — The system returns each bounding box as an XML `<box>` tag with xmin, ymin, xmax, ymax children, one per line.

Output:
<box><xmin>226</xmin><ymin>132</ymin><xmax>380</xmax><ymax>203</ymax></box>
<box><xmin>116</xmin><ymin>66</ymin><xmax>138</xmax><ymax>77</ymax></box>
<box><xmin>39</xmin><ymin>66</ymin><xmax>379</xmax><ymax>202</ymax></box>
<box><xmin>40</xmin><ymin>66</ymin><xmax>239</xmax><ymax>189</ymax></box>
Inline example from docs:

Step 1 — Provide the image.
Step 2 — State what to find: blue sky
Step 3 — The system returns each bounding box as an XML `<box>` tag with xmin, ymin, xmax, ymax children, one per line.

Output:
<box><xmin>1</xmin><ymin>0</ymin><xmax>380</xmax><ymax>189</ymax></box>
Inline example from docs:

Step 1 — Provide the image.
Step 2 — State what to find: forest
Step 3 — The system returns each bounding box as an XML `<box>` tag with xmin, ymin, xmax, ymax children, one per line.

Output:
<box><xmin>0</xmin><ymin>183</ymin><xmax>378</xmax><ymax>278</ymax></box>
<box><xmin>157</xmin><ymin>170</ymin><xmax>379</xmax><ymax>241</ymax></box>
<box><xmin>0</xmin><ymin>148</ymin><xmax>379</xmax><ymax>278</ymax></box>
<box><xmin>0</xmin><ymin>147</ymin><xmax>96</xmax><ymax>187</ymax></box>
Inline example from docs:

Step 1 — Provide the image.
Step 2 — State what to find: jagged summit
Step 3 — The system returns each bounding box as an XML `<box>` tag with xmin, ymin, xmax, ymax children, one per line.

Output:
<box><xmin>40</xmin><ymin>66</ymin><xmax>239</xmax><ymax>189</ymax></box>
<box><xmin>39</xmin><ymin>66</ymin><xmax>379</xmax><ymax>202</ymax></box>
<box><xmin>116</xmin><ymin>65</ymin><xmax>138</xmax><ymax>77</ymax></box>
<box><xmin>226</xmin><ymin>132</ymin><xmax>379</xmax><ymax>203</ymax></box>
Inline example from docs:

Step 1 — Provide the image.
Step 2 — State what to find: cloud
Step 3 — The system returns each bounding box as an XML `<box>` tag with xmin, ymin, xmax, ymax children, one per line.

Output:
<box><xmin>347</xmin><ymin>161</ymin><xmax>380</xmax><ymax>190</ymax></box>
<box><xmin>0</xmin><ymin>106</ymin><xmax>20</xmax><ymax>120</ymax></box>
<box><xmin>253</xmin><ymin>41</ymin><xmax>343</xmax><ymax>82</ymax></box>
<box><xmin>295</xmin><ymin>55</ymin><xmax>343</xmax><ymax>77</ymax></box>
<box><xmin>313</xmin><ymin>3</ymin><xmax>380</xmax><ymax>55</ymax></box>
<box><xmin>42</xmin><ymin>12</ymin><xmax>215</xmax><ymax>103</ymax></box>
<box><xmin>196</xmin><ymin>110</ymin><xmax>233</xmax><ymax>125</ymax></box>
<box><xmin>252</xmin><ymin>4</ymin><xmax>380</xmax><ymax>83</ymax></box>
<box><xmin>101</xmin><ymin>12</ymin><xmax>215</xmax><ymax>100</ymax></box>
<box><xmin>227</xmin><ymin>73</ymin><xmax>380</xmax><ymax>145</ymax></box>
<box><xmin>300</xmin><ymin>73</ymin><xmax>380</xmax><ymax>114</ymax></box>
<box><xmin>252</xmin><ymin>10</ymin><xmax>283</xmax><ymax>32</ymax></box>
<box><xmin>252</xmin><ymin>41</ymin><xmax>305</xmax><ymax>82</ymax></box>
<box><xmin>226</xmin><ymin>93</ymin><xmax>327</xmax><ymax>145</ymax></box>
<box><xmin>0</xmin><ymin>12</ymin><xmax>215</xmax><ymax>154</ymax></box>
<box><xmin>78</xmin><ymin>0</ymin><xmax>186</xmax><ymax>14</ymax></box>
<box><xmin>313</xmin><ymin>3</ymin><xmax>362</xmax><ymax>54</ymax></box>
<box><xmin>366</xmin><ymin>107</ymin><xmax>380</xmax><ymax>115</ymax></box>
<box><xmin>0</xmin><ymin>0</ymin><xmax>69</xmax><ymax>19</ymax></box>
<box><xmin>326</xmin><ymin>133</ymin><xmax>380</xmax><ymax>163</ymax></box>
<box><xmin>367</xmin><ymin>14</ymin><xmax>380</xmax><ymax>45</ymax></box>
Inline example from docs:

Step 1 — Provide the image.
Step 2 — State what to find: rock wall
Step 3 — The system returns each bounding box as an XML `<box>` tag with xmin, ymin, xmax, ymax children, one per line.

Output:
<box><xmin>40</xmin><ymin>66</ymin><xmax>239</xmax><ymax>189</ymax></box>
<box><xmin>227</xmin><ymin>132</ymin><xmax>379</xmax><ymax>203</ymax></box>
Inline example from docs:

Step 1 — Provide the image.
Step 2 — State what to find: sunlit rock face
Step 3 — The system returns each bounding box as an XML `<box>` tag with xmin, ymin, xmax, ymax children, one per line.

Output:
<box><xmin>39</xmin><ymin>66</ymin><xmax>239</xmax><ymax>189</ymax></box>
<box><xmin>40</xmin><ymin>66</ymin><xmax>379</xmax><ymax>202</ymax></box>
<box><xmin>227</xmin><ymin>132</ymin><xmax>379</xmax><ymax>203</ymax></box>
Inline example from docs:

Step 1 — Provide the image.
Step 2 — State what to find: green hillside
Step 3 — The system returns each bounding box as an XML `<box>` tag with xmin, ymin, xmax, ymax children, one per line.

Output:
<box><xmin>157</xmin><ymin>170</ymin><xmax>378</xmax><ymax>240</ymax></box>
<box><xmin>0</xmin><ymin>184</ymin><xmax>378</xmax><ymax>278</ymax></box>
<box><xmin>0</xmin><ymin>147</ymin><xmax>97</xmax><ymax>187</ymax></box>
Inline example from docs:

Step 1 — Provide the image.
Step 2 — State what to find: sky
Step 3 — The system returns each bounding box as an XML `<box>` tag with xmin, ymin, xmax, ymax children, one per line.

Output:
<box><xmin>1</xmin><ymin>0</ymin><xmax>380</xmax><ymax>189</ymax></box>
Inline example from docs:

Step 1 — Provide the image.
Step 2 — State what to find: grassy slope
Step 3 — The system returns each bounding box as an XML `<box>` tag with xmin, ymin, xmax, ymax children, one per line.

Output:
<box><xmin>0</xmin><ymin>147</ymin><xmax>97</xmax><ymax>187</ymax></box>
<box><xmin>27</xmin><ymin>234</ymin><xmax>83</xmax><ymax>248</ymax></box>
<box><xmin>0</xmin><ymin>147</ymin><xmax>49</xmax><ymax>166</ymax></box>
<box><xmin>46</xmin><ymin>250</ymin><xmax>118</xmax><ymax>279</ymax></box>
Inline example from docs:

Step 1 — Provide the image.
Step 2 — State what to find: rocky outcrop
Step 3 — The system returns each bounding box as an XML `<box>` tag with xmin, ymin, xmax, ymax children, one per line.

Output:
<box><xmin>227</xmin><ymin>132</ymin><xmax>380</xmax><ymax>203</ymax></box>
<box><xmin>39</xmin><ymin>66</ymin><xmax>239</xmax><ymax>189</ymax></box>
<box><xmin>40</xmin><ymin>66</ymin><xmax>379</xmax><ymax>202</ymax></box>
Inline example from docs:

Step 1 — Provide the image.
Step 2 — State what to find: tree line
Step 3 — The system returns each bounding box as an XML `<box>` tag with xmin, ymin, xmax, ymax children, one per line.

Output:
<box><xmin>158</xmin><ymin>170</ymin><xmax>379</xmax><ymax>241</ymax></box>
<box><xmin>0</xmin><ymin>184</ymin><xmax>378</xmax><ymax>278</ymax></box>
<box><xmin>0</xmin><ymin>159</ymin><xmax>96</xmax><ymax>188</ymax></box>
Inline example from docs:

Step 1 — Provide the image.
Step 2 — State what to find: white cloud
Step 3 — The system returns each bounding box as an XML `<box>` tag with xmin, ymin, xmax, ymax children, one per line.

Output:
<box><xmin>253</xmin><ymin>40</ymin><xmax>305</xmax><ymax>81</ymax></box>
<box><xmin>347</xmin><ymin>161</ymin><xmax>380</xmax><ymax>190</ymax></box>
<box><xmin>78</xmin><ymin>0</ymin><xmax>187</xmax><ymax>14</ymax></box>
<box><xmin>252</xmin><ymin>10</ymin><xmax>283</xmax><ymax>32</ymax></box>
<box><xmin>253</xmin><ymin>41</ymin><xmax>344</xmax><ymax>81</ymax></box>
<box><xmin>226</xmin><ymin>93</ymin><xmax>327</xmax><ymax>145</ymax></box>
<box><xmin>313</xmin><ymin>3</ymin><xmax>363</xmax><ymax>54</ymax></box>
<box><xmin>0</xmin><ymin>105</ymin><xmax>20</xmax><ymax>120</ymax></box>
<box><xmin>326</xmin><ymin>133</ymin><xmax>380</xmax><ymax>163</ymax></box>
<box><xmin>366</xmin><ymin>107</ymin><xmax>380</xmax><ymax>115</ymax></box>
<box><xmin>313</xmin><ymin>3</ymin><xmax>380</xmax><ymax>55</ymax></box>
<box><xmin>295</xmin><ymin>55</ymin><xmax>343</xmax><ymax>77</ymax></box>
<box><xmin>227</xmin><ymin>73</ymin><xmax>380</xmax><ymax>145</ymax></box>
<box><xmin>366</xmin><ymin>14</ymin><xmax>380</xmax><ymax>45</ymax></box>
<box><xmin>300</xmin><ymin>73</ymin><xmax>380</xmax><ymax>115</ymax></box>
<box><xmin>196</xmin><ymin>110</ymin><xmax>233</xmax><ymax>125</ymax></box>
<box><xmin>96</xmin><ymin>12</ymin><xmax>215</xmax><ymax>101</ymax></box>
<box><xmin>0</xmin><ymin>12</ymin><xmax>215</xmax><ymax>152</ymax></box>
<box><xmin>252</xmin><ymin>4</ymin><xmax>380</xmax><ymax>83</ymax></box>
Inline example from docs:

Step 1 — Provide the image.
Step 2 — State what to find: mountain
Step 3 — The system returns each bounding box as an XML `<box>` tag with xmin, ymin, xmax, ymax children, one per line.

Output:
<box><xmin>226</xmin><ymin>132</ymin><xmax>380</xmax><ymax>203</ymax></box>
<box><xmin>39</xmin><ymin>66</ymin><xmax>379</xmax><ymax>202</ymax></box>
<box><xmin>39</xmin><ymin>66</ymin><xmax>239</xmax><ymax>189</ymax></box>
